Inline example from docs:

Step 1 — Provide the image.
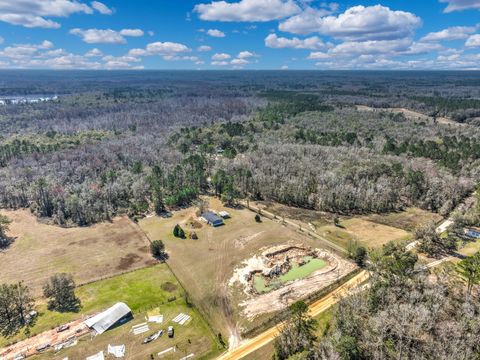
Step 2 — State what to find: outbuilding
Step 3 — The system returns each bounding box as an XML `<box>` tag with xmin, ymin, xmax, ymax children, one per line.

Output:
<box><xmin>201</xmin><ymin>211</ymin><xmax>224</xmax><ymax>227</ymax></box>
<box><xmin>465</xmin><ymin>228</ymin><xmax>480</xmax><ymax>239</ymax></box>
<box><xmin>84</xmin><ymin>302</ymin><xmax>132</xmax><ymax>335</ymax></box>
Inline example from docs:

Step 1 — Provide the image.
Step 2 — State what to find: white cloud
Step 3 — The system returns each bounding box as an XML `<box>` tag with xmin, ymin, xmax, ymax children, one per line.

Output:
<box><xmin>146</xmin><ymin>42</ymin><xmax>191</xmax><ymax>55</ymax></box>
<box><xmin>281</xmin><ymin>65</ymin><xmax>289</xmax><ymax>69</ymax></box>
<box><xmin>90</xmin><ymin>1</ymin><xmax>112</xmax><ymax>15</ymax></box>
<box><xmin>230</xmin><ymin>58</ymin><xmax>249</xmax><ymax>66</ymax></box>
<box><xmin>0</xmin><ymin>0</ymin><xmax>100</xmax><ymax>28</ymax></box>
<box><xmin>265</xmin><ymin>33</ymin><xmax>325</xmax><ymax>50</ymax></box>
<box><xmin>128</xmin><ymin>41</ymin><xmax>192</xmax><ymax>60</ymax></box>
<box><xmin>207</xmin><ymin>29</ymin><xmax>226</xmax><ymax>37</ymax></box>
<box><xmin>85</xmin><ymin>48</ymin><xmax>103</xmax><ymax>57</ymax></box>
<box><xmin>0</xmin><ymin>40</ymin><xmax>145</xmax><ymax>70</ymax></box>
<box><xmin>70</xmin><ymin>28</ymin><xmax>144</xmax><ymax>44</ymax></box>
<box><xmin>211</xmin><ymin>60</ymin><xmax>229</xmax><ymax>66</ymax></box>
<box><xmin>211</xmin><ymin>52</ymin><xmax>231</xmax><ymax>60</ymax></box>
<box><xmin>274</xmin><ymin>6</ymin><xmax>337</xmax><ymax>35</ymax></box>
<box><xmin>194</xmin><ymin>0</ymin><xmax>301</xmax><ymax>22</ymax></box>
<box><xmin>439</xmin><ymin>0</ymin><xmax>480</xmax><ymax>13</ymax></box>
<box><xmin>0</xmin><ymin>36</ymin><xmax>4</xmax><ymax>45</ymax></box>
<box><xmin>197</xmin><ymin>45</ymin><xmax>212</xmax><ymax>52</ymax></box>
<box><xmin>280</xmin><ymin>5</ymin><xmax>421</xmax><ymax>41</ymax></box>
<box><xmin>420</xmin><ymin>26</ymin><xmax>476</xmax><ymax>41</ymax></box>
<box><xmin>237</xmin><ymin>50</ymin><xmax>254</xmax><ymax>58</ymax></box>
<box><xmin>466</xmin><ymin>34</ymin><xmax>480</xmax><ymax>47</ymax></box>
<box><xmin>119</xmin><ymin>29</ymin><xmax>144</xmax><ymax>37</ymax></box>
<box><xmin>308</xmin><ymin>51</ymin><xmax>330</xmax><ymax>59</ymax></box>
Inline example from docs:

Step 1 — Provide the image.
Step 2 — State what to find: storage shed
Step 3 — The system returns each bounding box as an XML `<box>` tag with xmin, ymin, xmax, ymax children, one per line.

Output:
<box><xmin>201</xmin><ymin>211</ymin><xmax>224</xmax><ymax>227</ymax></box>
<box><xmin>465</xmin><ymin>228</ymin><xmax>480</xmax><ymax>239</ymax></box>
<box><xmin>84</xmin><ymin>302</ymin><xmax>132</xmax><ymax>335</ymax></box>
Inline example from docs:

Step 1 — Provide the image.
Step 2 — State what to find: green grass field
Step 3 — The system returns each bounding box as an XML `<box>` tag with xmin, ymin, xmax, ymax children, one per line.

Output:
<box><xmin>2</xmin><ymin>265</ymin><xmax>221</xmax><ymax>360</ymax></box>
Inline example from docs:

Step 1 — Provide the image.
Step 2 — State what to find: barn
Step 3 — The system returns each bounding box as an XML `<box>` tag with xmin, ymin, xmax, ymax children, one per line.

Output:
<box><xmin>201</xmin><ymin>211</ymin><xmax>224</xmax><ymax>227</ymax></box>
<box><xmin>84</xmin><ymin>302</ymin><xmax>133</xmax><ymax>335</ymax></box>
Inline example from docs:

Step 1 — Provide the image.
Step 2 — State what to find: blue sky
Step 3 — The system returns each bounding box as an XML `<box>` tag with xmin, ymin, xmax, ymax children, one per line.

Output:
<box><xmin>0</xmin><ymin>0</ymin><xmax>478</xmax><ymax>70</ymax></box>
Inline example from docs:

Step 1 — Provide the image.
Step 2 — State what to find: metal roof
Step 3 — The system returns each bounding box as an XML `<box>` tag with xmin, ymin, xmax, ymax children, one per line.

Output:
<box><xmin>84</xmin><ymin>302</ymin><xmax>132</xmax><ymax>335</ymax></box>
<box><xmin>202</xmin><ymin>211</ymin><xmax>223</xmax><ymax>224</ymax></box>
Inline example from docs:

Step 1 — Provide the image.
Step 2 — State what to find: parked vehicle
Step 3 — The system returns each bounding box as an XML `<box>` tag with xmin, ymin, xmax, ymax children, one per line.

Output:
<box><xmin>143</xmin><ymin>330</ymin><xmax>163</xmax><ymax>344</ymax></box>
<box><xmin>167</xmin><ymin>326</ymin><xmax>174</xmax><ymax>338</ymax></box>
<box><xmin>56</xmin><ymin>324</ymin><xmax>70</xmax><ymax>333</ymax></box>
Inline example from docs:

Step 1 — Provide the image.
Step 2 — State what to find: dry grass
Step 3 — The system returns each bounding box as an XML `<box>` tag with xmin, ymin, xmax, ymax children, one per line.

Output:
<box><xmin>139</xmin><ymin>197</ymin><xmax>329</xmax><ymax>338</ymax></box>
<box><xmin>317</xmin><ymin>218</ymin><xmax>411</xmax><ymax>250</ymax></box>
<box><xmin>0</xmin><ymin>209</ymin><xmax>154</xmax><ymax>295</ymax></box>
<box><xmin>365</xmin><ymin>208</ymin><xmax>443</xmax><ymax>232</ymax></box>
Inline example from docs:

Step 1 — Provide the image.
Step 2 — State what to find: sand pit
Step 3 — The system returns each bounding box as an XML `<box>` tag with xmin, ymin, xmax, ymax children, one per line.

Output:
<box><xmin>230</xmin><ymin>245</ymin><xmax>356</xmax><ymax>318</ymax></box>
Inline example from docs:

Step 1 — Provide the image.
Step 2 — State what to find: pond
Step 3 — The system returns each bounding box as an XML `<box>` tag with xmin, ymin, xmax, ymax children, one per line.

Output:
<box><xmin>253</xmin><ymin>256</ymin><xmax>327</xmax><ymax>294</ymax></box>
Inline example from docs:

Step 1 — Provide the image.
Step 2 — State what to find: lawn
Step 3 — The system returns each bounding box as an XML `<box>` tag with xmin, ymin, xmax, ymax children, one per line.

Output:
<box><xmin>139</xmin><ymin>197</ymin><xmax>330</xmax><ymax>340</ymax></box>
<box><xmin>2</xmin><ymin>265</ymin><xmax>220</xmax><ymax>359</ymax></box>
<box><xmin>0</xmin><ymin>209</ymin><xmax>154</xmax><ymax>295</ymax></box>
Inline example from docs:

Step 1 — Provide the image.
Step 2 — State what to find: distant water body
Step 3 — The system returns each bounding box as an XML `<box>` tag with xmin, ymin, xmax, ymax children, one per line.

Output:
<box><xmin>0</xmin><ymin>95</ymin><xmax>58</xmax><ymax>105</ymax></box>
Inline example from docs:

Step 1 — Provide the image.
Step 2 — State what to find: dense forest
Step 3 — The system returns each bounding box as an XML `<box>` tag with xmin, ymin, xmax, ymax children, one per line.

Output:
<box><xmin>0</xmin><ymin>71</ymin><xmax>479</xmax><ymax>226</ymax></box>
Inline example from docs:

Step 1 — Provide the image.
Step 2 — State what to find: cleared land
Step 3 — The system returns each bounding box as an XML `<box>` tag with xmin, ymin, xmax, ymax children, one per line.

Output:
<box><xmin>139</xmin><ymin>197</ymin><xmax>347</xmax><ymax>341</ymax></box>
<box><xmin>258</xmin><ymin>201</ymin><xmax>418</xmax><ymax>249</ymax></box>
<box><xmin>0</xmin><ymin>209</ymin><xmax>154</xmax><ymax>294</ymax></box>
<box><xmin>1</xmin><ymin>265</ymin><xmax>219</xmax><ymax>360</ymax></box>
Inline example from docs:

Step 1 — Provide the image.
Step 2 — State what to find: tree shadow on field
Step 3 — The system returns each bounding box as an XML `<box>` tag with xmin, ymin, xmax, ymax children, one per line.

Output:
<box><xmin>0</xmin><ymin>236</ymin><xmax>16</xmax><ymax>251</ymax></box>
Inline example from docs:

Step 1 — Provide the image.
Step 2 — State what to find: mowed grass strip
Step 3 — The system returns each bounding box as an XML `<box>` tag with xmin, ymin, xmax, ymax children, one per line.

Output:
<box><xmin>0</xmin><ymin>209</ymin><xmax>154</xmax><ymax>295</ymax></box>
<box><xmin>3</xmin><ymin>265</ymin><xmax>220</xmax><ymax>359</ymax></box>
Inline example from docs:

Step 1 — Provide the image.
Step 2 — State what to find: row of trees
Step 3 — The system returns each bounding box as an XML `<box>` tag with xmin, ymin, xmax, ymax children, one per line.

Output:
<box><xmin>0</xmin><ymin>274</ymin><xmax>80</xmax><ymax>337</ymax></box>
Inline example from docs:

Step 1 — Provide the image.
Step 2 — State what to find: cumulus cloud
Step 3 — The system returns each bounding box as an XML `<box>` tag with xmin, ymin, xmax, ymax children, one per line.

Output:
<box><xmin>265</xmin><ymin>33</ymin><xmax>325</xmax><ymax>50</ymax></box>
<box><xmin>237</xmin><ymin>50</ymin><xmax>254</xmax><ymax>58</ymax></box>
<box><xmin>420</xmin><ymin>26</ymin><xmax>476</xmax><ymax>41</ymax></box>
<box><xmin>230</xmin><ymin>58</ymin><xmax>249</xmax><ymax>66</ymax></box>
<box><xmin>0</xmin><ymin>0</ymin><xmax>110</xmax><ymax>28</ymax></box>
<box><xmin>0</xmin><ymin>40</ymin><xmax>145</xmax><ymax>70</ymax></box>
<box><xmin>280</xmin><ymin>5</ymin><xmax>421</xmax><ymax>41</ymax></box>
<box><xmin>197</xmin><ymin>45</ymin><xmax>212</xmax><ymax>52</ymax></box>
<box><xmin>211</xmin><ymin>52</ymin><xmax>231</xmax><ymax>60</ymax></box>
<box><xmin>85</xmin><ymin>48</ymin><xmax>103</xmax><ymax>57</ymax></box>
<box><xmin>466</xmin><ymin>34</ymin><xmax>480</xmax><ymax>47</ymax></box>
<box><xmin>207</xmin><ymin>29</ymin><xmax>226</xmax><ymax>37</ymax></box>
<box><xmin>211</xmin><ymin>60</ymin><xmax>229</xmax><ymax>66</ymax></box>
<box><xmin>91</xmin><ymin>1</ymin><xmax>112</xmax><ymax>15</ymax></box>
<box><xmin>439</xmin><ymin>0</ymin><xmax>480</xmax><ymax>13</ymax></box>
<box><xmin>119</xmin><ymin>29</ymin><xmax>144</xmax><ymax>37</ymax></box>
<box><xmin>194</xmin><ymin>0</ymin><xmax>301</xmax><ymax>22</ymax></box>
<box><xmin>70</xmin><ymin>28</ymin><xmax>144</xmax><ymax>44</ymax></box>
<box><xmin>128</xmin><ymin>41</ymin><xmax>192</xmax><ymax>60</ymax></box>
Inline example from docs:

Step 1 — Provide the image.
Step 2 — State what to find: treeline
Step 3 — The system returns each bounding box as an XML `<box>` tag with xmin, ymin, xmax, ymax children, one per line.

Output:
<box><xmin>274</xmin><ymin>243</ymin><xmax>480</xmax><ymax>359</ymax></box>
<box><xmin>383</xmin><ymin>135</ymin><xmax>480</xmax><ymax>172</ymax></box>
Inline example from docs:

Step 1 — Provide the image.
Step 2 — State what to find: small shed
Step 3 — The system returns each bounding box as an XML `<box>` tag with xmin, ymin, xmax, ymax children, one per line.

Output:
<box><xmin>219</xmin><ymin>211</ymin><xmax>230</xmax><ymax>219</ymax></box>
<box><xmin>84</xmin><ymin>303</ymin><xmax>132</xmax><ymax>335</ymax></box>
<box><xmin>201</xmin><ymin>211</ymin><xmax>224</xmax><ymax>227</ymax></box>
<box><xmin>465</xmin><ymin>228</ymin><xmax>480</xmax><ymax>239</ymax></box>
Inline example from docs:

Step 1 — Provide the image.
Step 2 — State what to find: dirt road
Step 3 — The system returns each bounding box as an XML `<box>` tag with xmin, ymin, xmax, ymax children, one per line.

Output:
<box><xmin>241</xmin><ymin>200</ymin><xmax>348</xmax><ymax>255</ymax></box>
<box><xmin>216</xmin><ymin>270</ymin><xmax>369</xmax><ymax>360</ymax></box>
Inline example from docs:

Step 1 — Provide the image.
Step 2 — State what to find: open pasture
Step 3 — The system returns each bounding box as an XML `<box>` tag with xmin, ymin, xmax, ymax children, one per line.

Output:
<box><xmin>0</xmin><ymin>209</ymin><xmax>154</xmax><ymax>294</ymax></box>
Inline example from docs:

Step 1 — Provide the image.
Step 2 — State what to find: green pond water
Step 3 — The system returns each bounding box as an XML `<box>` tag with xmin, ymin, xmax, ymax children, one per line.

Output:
<box><xmin>254</xmin><ymin>256</ymin><xmax>327</xmax><ymax>294</ymax></box>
